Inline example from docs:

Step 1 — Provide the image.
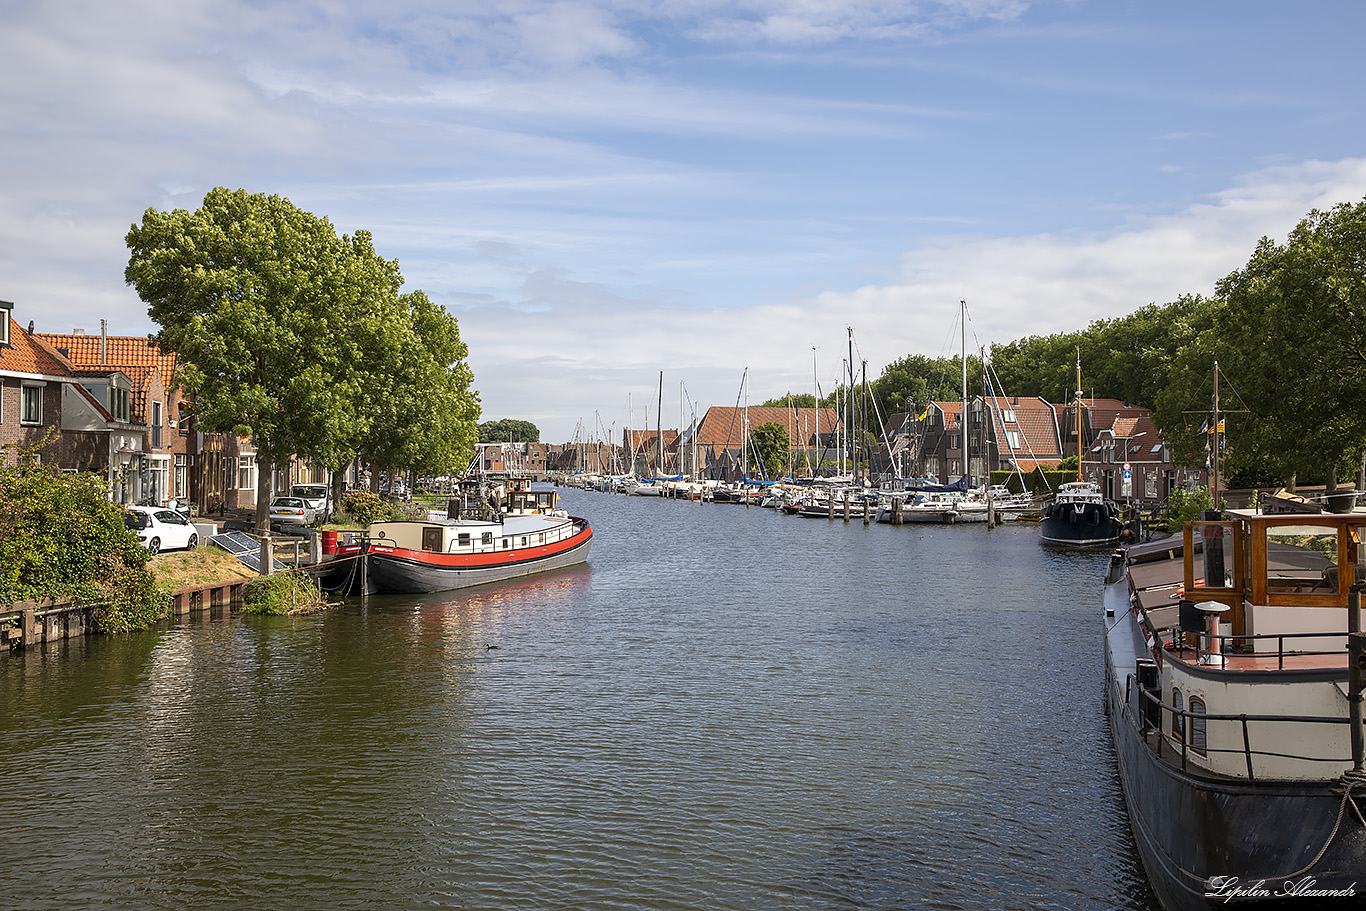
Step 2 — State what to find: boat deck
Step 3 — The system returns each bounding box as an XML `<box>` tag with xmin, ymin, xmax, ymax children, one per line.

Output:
<box><xmin>1164</xmin><ymin>644</ymin><xmax>1348</xmax><ymax>672</ymax></box>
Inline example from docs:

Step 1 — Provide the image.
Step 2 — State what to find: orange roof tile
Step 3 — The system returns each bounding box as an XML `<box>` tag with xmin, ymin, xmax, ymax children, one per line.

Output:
<box><xmin>0</xmin><ymin>317</ymin><xmax>73</xmax><ymax>376</ymax></box>
<box><xmin>696</xmin><ymin>406</ymin><xmax>839</xmax><ymax>447</ymax></box>
<box><xmin>37</xmin><ymin>333</ymin><xmax>177</xmax><ymax>391</ymax></box>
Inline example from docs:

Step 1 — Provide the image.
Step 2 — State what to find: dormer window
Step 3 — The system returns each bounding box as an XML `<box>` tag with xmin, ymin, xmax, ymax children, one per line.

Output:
<box><xmin>0</xmin><ymin>301</ymin><xmax>11</xmax><ymax>346</ymax></box>
<box><xmin>1000</xmin><ymin>409</ymin><xmax>1016</xmax><ymax>424</ymax></box>
<box><xmin>110</xmin><ymin>385</ymin><xmax>130</xmax><ymax>422</ymax></box>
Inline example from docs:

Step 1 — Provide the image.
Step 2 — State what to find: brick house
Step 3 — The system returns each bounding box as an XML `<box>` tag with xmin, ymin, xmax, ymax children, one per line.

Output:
<box><xmin>0</xmin><ymin>305</ymin><xmax>150</xmax><ymax>501</ymax></box>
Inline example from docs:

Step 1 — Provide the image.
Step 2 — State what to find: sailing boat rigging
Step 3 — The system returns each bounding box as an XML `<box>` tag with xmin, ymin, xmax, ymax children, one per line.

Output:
<box><xmin>1038</xmin><ymin>351</ymin><xmax>1124</xmax><ymax>548</ymax></box>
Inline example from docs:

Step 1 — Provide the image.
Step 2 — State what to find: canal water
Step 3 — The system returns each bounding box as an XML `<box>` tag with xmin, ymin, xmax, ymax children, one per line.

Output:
<box><xmin>1</xmin><ymin>488</ymin><xmax>1159</xmax><ymax>911</ymax></box>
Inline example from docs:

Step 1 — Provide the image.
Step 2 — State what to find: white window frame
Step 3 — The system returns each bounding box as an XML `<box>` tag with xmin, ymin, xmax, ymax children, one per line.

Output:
<box><xmin>174</xmin><ymin>454</ymin><xmax>189</xmax><ymax>500</ymax></box>
<box><xmin>238</xmin><ymin>455</ymin><xmax>256</xmax><ymax>491</ymax></box>
<box><xmin>20</xmin><ymin>382</ymin><xmax>43</xmax><ymax>425</ymax></box>
<box><xmin>1005</xmin><ymin>430</ymin><xmax>1021</xmax><ymax>450</ymax></box>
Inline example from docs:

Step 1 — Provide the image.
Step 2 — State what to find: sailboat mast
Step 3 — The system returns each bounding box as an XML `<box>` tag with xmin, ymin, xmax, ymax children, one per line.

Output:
<box><xmin>961</xmin><ymin>301</ymin><xmax>968</xmax><ymax>484</ymax></box>
<box><xmin>657</xmin><ymin>370</ymin><xmax>663</xmax><ymax>479</ymax></box>
<box><xmin>1075</xmin><ymin>349</ymin><xmax>1083</xmax><ymax>483</ymax></box>
<box><xmin>1213</xmin><ymin>360</ymin><xmax>1221</xmax><ymax>508</ymax></box>
<box><xmin>848</xmin><ymin>327</ymin><xmax>855</xmax><ymax>476</ymax></box>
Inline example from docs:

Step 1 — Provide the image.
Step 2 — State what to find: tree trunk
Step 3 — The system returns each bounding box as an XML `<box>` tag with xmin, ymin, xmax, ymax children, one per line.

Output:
<box><xmin>255</xmin><ymin>451</ymin><xmax>274</xmax><ymax>533</ymax></box>
<box><xmin>1327</xmin><ymin>467</ymin><xmax>1339</xmax><ymax>496</ymax></box>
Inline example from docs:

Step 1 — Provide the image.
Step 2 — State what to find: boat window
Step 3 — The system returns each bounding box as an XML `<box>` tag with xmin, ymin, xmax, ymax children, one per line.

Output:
<box><xmin>520</xmin><ymin>536</ymin><xmax>527</xmax><ymax>547</ymax></box>
<box><xmin>1189</xmin><ymin>697</ymin><xmax>1206</xmax><ymax>754</ymax></box>
<box><xmin>458</xmin><ymin>533</ymin><xmax>471</xmax><ymax>547</ymax></box>
<box><xmin>502</xmin><ymin>538</ymin><xmax>509</xmax><ymax>549</ymax></box>
<box><xmin>538</xmin><ymin>534</ymin><xmax>545</xmax><ymax>544</ymax></box>
<box><xmin>1171</xmin><ymin>688</ymin><xmax>1185</xmax><ymax>741</ymax></box>
<box><xmin>481</xmin><ymin>532</ymin><xmax>493</xmax><ymax>545</ymax></box>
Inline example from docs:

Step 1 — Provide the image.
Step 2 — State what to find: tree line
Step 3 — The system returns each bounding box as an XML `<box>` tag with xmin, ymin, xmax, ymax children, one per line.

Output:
<box><xmin>126</xmin><ymin>188</ymin><xmax>481</xmax><ymax>531</ymax></box>
<box><xmin>765</xmin><ymin>199</ymin><xmax>1366</xmax><ymax>490</ymax></box>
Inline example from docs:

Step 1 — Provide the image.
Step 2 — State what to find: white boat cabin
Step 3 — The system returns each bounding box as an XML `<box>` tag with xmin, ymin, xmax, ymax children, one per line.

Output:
<box><xmin>369</xmin><ymin>513</ymin><xmax>577</xmax><ymax>555</ymax></box>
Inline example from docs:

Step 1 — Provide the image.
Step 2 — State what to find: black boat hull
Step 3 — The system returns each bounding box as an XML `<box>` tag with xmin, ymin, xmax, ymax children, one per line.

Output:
<box><xmin>1039</xmin><ymin>499</ymin><xmax>1122</xmax><ymax>547</ymax></box>
<box><xmin>1104</xmin><ymin>583</ymin><xmax>1366</xmax><ymax>910</ymax></box>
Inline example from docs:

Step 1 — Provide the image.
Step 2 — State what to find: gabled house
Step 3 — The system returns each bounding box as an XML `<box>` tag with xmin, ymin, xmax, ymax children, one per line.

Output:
<box><xmin>0</xmin><ymin>305</ymin><xmax>152</xmax><ymax>502</ymax></box>
<box><xmin>1079</xmin><ymin>408</ymin><xmax>1205</xmax><ymax>506</ymax></box>
<box><xmin>976</xmin><ymin>395</ymin><xmax>1066</xmax><ymax>477</ymax></box>
<box><xmin>690</xmin><ymin>405</ymin><xmax>840</xmax><ymax>480</ymax></box>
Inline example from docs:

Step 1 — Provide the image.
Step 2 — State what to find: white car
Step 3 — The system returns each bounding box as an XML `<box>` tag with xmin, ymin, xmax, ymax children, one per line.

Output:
<box><xmin>124</xmin><ymin>506</ymin><xmax>199</xmax><ymax>555</ymax></box>
<box><xmin>290</xmin><ymin>483</ymin><xmax>331</xmax><ymax>518</ymax></box>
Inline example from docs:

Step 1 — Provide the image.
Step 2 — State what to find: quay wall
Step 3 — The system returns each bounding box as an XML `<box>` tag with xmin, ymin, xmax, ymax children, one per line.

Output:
<box><xmin>2</xmin><ymin>581</ymin><xmax>245</xmax><ymax>652</ymax></box>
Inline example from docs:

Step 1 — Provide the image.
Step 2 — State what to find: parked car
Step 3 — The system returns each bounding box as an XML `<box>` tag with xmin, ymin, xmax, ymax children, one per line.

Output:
<box><xmin>269</xmin><ymin>496</ymin><xmax>317</xmax><ymax>531</ymax></box>
<box><xmin>124</xmin><ymin>506</ymin><xmax>199</xmax><ymax>555</ymax></box>
<box><xmin>381</xmin><ymin>479</ymin><xmax>409</xmax><ymax>500</ymax></box>
<box><xmin>290</xmin><ymin>483</ymin><xmax>331</xmax><ymax>518</ymax></box>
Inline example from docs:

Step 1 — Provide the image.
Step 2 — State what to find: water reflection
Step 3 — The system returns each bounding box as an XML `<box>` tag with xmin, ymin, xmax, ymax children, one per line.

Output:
<box><xmin>0</xmin><ymin>490</ymin><xmax>1158</xmax><ymax>911</ymax></box>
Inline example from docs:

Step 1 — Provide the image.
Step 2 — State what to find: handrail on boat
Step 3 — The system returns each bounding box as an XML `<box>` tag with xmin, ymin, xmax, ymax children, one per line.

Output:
<box><xmin>1130</xmin><ymin>680</ymin><xmax>1355</xmax><ymax>780</ymax></box>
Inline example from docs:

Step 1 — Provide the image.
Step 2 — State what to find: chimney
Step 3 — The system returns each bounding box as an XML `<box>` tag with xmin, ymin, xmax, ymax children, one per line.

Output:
<box><xmin>101</xmin><ymin>319</ymin><xmax>107</xmax><ymax>365</ymax></box>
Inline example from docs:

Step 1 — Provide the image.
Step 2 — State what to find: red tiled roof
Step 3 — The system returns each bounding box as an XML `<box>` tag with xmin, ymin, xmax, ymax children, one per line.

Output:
<box><xmin>0</xmin><ymin>317</ymin><xmax>73</xmax><ymax>376</ymax></box>
<box><xmin>696</xmin><ymin>406</ymin><xmax>839</xmax><ymax>447</ymax></box>
<box><xmin>38</xmin><ymin>333</ymin><xmax>176</xmax><ymax>391</ymax></box>
<box><xmin>982</xmin><ymin>395</ymin><xmax>1062</xmax><ymax>460</ymax></box>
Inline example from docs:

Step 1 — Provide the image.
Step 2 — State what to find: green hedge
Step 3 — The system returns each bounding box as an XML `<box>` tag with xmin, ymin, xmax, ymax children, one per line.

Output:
<box><xmin>990</xmin><ymin>468</ymin><xmax>1077</xmax><ymax>495</ymax></box>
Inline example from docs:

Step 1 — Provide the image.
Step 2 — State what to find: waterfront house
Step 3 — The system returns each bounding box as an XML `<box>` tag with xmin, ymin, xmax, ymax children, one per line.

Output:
<box><xmin>0</xmin><ymin>305</ymin><xmax>151</xmax><ymax>502</ymax></box>
<box><xmin>690</xmin><ymin>405</ymin><xmax>841</xmax><ymax>480</ymax></box>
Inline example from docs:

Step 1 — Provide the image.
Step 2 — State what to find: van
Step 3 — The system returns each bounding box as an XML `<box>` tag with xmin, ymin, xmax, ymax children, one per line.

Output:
<box><xmin>290</xmin><ymin>483</ymin><xmax>331</xmax><ymax>518</ymax></box>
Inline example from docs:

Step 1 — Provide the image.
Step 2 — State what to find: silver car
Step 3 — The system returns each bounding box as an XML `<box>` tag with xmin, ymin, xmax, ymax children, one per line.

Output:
<box><xmin>269</xmin><ymin>496</ymin><xmax>318</xmax><ymax>531</ymax></box>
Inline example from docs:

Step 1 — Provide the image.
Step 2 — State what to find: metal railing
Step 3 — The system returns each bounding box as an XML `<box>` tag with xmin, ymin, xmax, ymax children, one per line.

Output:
<box><xmin>1129</xmin><ymin>677</ymin><xmax>1352</xmax><ymax>780</ymax></box>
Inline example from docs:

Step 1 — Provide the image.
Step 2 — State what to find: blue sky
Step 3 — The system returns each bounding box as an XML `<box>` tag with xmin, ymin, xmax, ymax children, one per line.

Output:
<box><xmin>4</xmin><ymin>1</ymin><xmax>1366</xmax><ymax>443</ymax></box>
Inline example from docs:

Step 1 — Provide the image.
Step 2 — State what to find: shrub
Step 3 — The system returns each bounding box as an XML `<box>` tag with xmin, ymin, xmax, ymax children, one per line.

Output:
<box><xmin>241</xmin><ymin>569</ymin><xmax>326</xmax><ymax>615</ymax></box>
<box><xmin>1166</xmin><ymin>486</ymin><xmax>1215</xmax><ymax>532</ymax></box>
<box><xmin>0</xmin><ymin>437</ymin><xmax>167</xmax><ymax>632</ymax></box>
<box><xmin>341</xmin><ymin>489</ymin><xmax>386</xmax><ymax>526</ymax></box>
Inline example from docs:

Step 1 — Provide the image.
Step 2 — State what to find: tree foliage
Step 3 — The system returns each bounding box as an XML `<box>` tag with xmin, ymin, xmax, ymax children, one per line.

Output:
<box><xmin>125</xmin><ymin>188</ymin><xmax>480</xmax><ymax>527</ymax></box>
<box><xmin>0</xmin><ymin>438</ymin><xmax>166</xmax><ymax>632</ymax></box>
<box><xmin>750</xmin><ymin>421</ymin><xmax>790</xmax><ymax>479</ymax></box>
<box><xmin>479</xmin><ymin>418</ymin><xmax>541</xmax><ymax>443</ymax></box>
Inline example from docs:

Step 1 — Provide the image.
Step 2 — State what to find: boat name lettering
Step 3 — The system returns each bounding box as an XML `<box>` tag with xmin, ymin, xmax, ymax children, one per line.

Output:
<box><xmin>1205</xmin><ymin>876</ymin><xmax>1357</xmax><ymax>902</ymax></box>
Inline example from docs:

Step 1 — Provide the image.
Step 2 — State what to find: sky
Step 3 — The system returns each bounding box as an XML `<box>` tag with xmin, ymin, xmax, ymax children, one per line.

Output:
<box><xmin>4</xmin><ymin>1</ymin><xmax>1366</xmax><ymax>443</ymax></box>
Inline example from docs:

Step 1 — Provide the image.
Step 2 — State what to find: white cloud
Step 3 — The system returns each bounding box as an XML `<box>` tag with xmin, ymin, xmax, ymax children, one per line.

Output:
<box><xmin>461</xmin><ymin>157</ymin><xmax>1366</xmax><ymax>438</ymax></box>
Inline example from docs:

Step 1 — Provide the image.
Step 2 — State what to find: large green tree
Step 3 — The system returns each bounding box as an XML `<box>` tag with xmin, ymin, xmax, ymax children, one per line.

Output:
<box><xmin>125</xmin><ymin>188</ymin><xmax>478</xmax><ymax>529</ymax></box>
<box><xmin>359</xmin><ymin>289</ymin><xmax>480</xmax><ymax>485</ymax></box>
<box><xmin>1199</xmin><ymin>200</ymin><xmax>1366</xmax><ymax>488</ymax></box>
<box><xmin>479</xmin><ymin>418</ymin><xmax>540</xmax><ymax>444</ymax></box>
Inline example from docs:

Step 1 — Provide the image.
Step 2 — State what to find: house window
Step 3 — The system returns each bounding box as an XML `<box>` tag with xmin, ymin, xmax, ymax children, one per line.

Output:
<box><xmin>174</xmin><ymin>454</ymin><xmax>189</xmax><ymax>499</ymax></box>
<box><xmin>1145</xmin><ymin>470</ymin><xmax>1157</xmax><ymax>498</ymax></box>
<box><xmin>178</xmin><ymin>402</ymin><xmax>192</xmax><ymax>435</ymax></box>
<box><xmin>110</xmin><ymin>386</ymin><xmax>130</xmax><ymax>422</ymax></box>
<box><xmin>1000</xmin><ymin>409</ymin><xmax>1016</xmax><ymax>424</ymax></box>
<box><xmin>1171</xmin><ymin>688</ymin><xmax>1185</xmax><ymax>741</ymax></box>
<box><xmin>0</xmin><ymin>311</ymin><xmax>9</xmax><ymax>346</ymax></box>
<box><xmin>1189</xmin><ymin>697</ymin><xmax>1207</xmax><ymax>754</ymax></box>
<box><xmin>238</xmin><ymin>455</ymin><xmax>256</xmax><ymax>490</ymax></box>
<box><xmin>150</xmin><ymin>457</ymin><xmax>169</xmax><ymax>504</ymax></box>
<box><xmin>20</xmin><ymin>383</ymin><xmax>43</xmax><ymax>424</ymax></box>
<box><xmin>151</xmin><ymin>402</ymin><xmax>163</xmax><ymax>449</ymax></box>
<box><xmin>1005</xmin><ymin>430</ymin><xmax>1021</xmax><ymax>450</ymax></box>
